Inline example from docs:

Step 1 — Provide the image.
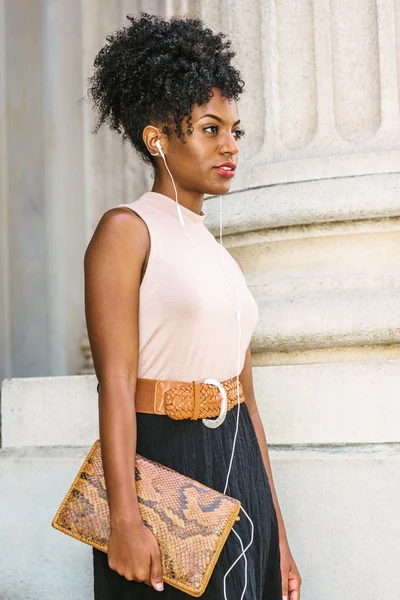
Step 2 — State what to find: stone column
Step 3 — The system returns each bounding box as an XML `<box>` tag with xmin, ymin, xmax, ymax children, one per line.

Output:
<box><xmin>181</xmin><ymin>0</ymin><xmax>400</xmax><ymax>367</ymax></box>
<box><xmin>0</xmin><ymin>1</ymin><xmax>165</xmax><ymax>379</ymax></box>
<box><xmin>0</xmin><ymin>0</ymin><xmax>49</xmax><ymax>379</ymax></box>
<box><xmin>80</xmin><ymin>0</ymin><xmax>161</xmax><ymax>238</ymax></box>
<box><xmin>0</xmin><ymin>0</ymin><xmax>9</xmax><ymax>380</ymax></box>
<box><xmin>79</xmin><ymin>0</ymin><xmax>166</xmax><ymax>373</ymax></box>
<box><xmin>169</xmin><ymin>2</ymin><xmax>400</xmax><ymax>598</ymax></box>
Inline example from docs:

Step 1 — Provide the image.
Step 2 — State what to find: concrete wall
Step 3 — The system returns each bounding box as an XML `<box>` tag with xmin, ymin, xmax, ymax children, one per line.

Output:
<box><xmin>2</xmin><ymin>373</ymin><xmax>400</xmax><ymax>600</ymax></box>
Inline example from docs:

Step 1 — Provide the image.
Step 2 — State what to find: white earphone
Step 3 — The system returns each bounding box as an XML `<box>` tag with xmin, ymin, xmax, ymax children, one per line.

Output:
<box><xmin>149</xmin><ymin>142</ymin><xmax>253</xmax><ymax>599</ymax></box>
<box><xmin>150</xmin><ymin>139</ymin><xmax>165</xmax><ymax>159</ymax></box>
<box><xmin>152</xmin><ymin>140</ymin><xmax>185</xmax><ymax>227</ymax></box>
<box><xmin>155</xmin><ymin>139</ymin><xmax>165</xmax><ymax>158</ymax></box>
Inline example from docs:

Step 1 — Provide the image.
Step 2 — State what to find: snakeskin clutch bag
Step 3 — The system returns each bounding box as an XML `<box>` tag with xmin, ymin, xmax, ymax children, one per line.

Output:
<box><xmin>52</xmin><ymin>440</ymin><xmax>240</xmax><ymax>597</ymax></box>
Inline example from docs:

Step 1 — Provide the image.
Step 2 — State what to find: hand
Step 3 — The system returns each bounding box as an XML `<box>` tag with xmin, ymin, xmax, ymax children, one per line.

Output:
<box><xmin>280</xmin><ymin>538</ymin><xmax>301</xmax><ymax>600</ymax></box>
<box><xmin>108</xmin><ymin>519</ymin><xmax>164</xmax><ymax>591</ymax></box>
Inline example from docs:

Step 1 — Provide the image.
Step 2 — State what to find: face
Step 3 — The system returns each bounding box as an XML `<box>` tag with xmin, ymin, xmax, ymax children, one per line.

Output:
<box><xmin>155</xmin><ymin>88</ymin><xmax>244</xmax><ymax>196</ymax></box>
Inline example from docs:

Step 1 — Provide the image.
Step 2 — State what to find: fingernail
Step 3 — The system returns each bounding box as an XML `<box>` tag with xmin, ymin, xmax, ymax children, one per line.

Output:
<box><xmin>155</xmin><ymin>583</ymin><xmax>164</xmax><ymax>591</ymax></box>
<box><xmin>283</xmin><ymin>596</ymin><xmax>288</xmax><ymax>600</ymax></box>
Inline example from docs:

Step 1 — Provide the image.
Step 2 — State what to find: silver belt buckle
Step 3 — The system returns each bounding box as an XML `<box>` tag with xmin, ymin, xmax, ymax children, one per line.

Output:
<box><xmin>202</xmin><ymin>378</ymin><xmax>228</xmax><ymax>429</ymax></box>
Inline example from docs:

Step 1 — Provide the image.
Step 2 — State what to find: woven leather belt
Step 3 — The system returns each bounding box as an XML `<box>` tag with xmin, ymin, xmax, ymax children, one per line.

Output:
<box><xmin>134</xmin><ymin>376</ymin><xmax>244</xmax><ymax>421</ymax></box>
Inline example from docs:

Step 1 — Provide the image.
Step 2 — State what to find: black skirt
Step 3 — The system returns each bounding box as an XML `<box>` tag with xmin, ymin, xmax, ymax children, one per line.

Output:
<box><xmin>93</xmin><ymin>403</ymin><xmax>282</xmax><ymax>599</ymax></box>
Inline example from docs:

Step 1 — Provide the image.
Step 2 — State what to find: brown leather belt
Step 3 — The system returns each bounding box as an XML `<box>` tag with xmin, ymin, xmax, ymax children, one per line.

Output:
<box><xmin>92</xmin><ymin>376</ymin><xmax>244</xmax><ymax>421</ymax></box>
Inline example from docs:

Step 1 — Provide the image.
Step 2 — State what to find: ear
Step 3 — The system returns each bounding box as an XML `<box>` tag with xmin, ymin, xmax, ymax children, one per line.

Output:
<box><xmin>142</xmin><ymin>125</ymin><xmax>168</xmax><ymax>157</ymax></box>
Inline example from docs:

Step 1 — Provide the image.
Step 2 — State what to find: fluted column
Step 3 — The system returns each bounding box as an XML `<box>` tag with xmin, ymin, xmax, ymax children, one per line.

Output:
<box><xmin>0</xmin><ymin>0</ymin><xmax>49</xmax><ymax>379</ymax></box>
<box><xmin>0</xmin><ymin>1</ymin><xmax>166</xmax><ymax>379</ymax></box>
<box><xmin>0</xmin><ymin>0</ymin><xmax>9</xmax><ymax>380</ymax></box>
<box><xmin>168</xmin><ymin>3</ymin><xmax>400</xmax><ymax>599</ymax></box>
<box><xmin>81</xmin><ymin>0</ymin><xmax>162</xmax><ymax>238</ymax></box>
<box><xmin>79</xmin><ymin>0</ymin><xmax>166</xmax><ymax>373</ymax></box>
<box><xmin>169</xmin><ymin>0</ymin><xmax>400</xmax><ymax>365</ymax></box>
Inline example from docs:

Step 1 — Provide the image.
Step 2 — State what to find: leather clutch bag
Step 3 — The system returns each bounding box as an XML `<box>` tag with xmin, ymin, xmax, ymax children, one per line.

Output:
<box><xmin>52</xmin><ymin>440</ymin><xmax>240</xmax><ymax>597</ymax></box>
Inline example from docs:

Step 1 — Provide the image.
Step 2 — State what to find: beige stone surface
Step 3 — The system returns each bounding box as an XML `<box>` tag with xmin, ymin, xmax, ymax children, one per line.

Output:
<box><xmin>1</xmin><ymin>375</ymin><xmax>99</xmax><ymax>448</ymax></box>
<box><xmin>0</xmin><ymin>446</ymin><xmax>93</xmax><ymax>600</ymax></box>
<box><xmin>271</xmin><ymin>445</ymin><xmax>400</xmax><ymax>600</ymax></box>
<box><xmin>253</xmin><ymin>360</ymin><xmax>400</xmax><ymax>444</ymax></box>
<box><xmin>205</xmin><ymin>175</ymin><xmax>400</xmax><ymax>355</ymax></box>
<box><xmin>3</xmin><ymin>361</ymin><xmax>400</xmax><ymax>448</ymax></box>
<box><xmin>1</xmin><ymin>443</ymin><xmax>398</xmax><ymax>600</ymax></box>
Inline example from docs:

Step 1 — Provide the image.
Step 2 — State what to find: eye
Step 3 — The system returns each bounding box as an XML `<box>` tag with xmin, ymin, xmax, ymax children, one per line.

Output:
<box><xmin>233</xmin><ymin>128</ymin><xmax>245</xmax><ymax>140</ymax></box>
<box><xmin>204</xmin><ymin>125</ymin><xmax>219</xmax><ymax>135</ymax></box>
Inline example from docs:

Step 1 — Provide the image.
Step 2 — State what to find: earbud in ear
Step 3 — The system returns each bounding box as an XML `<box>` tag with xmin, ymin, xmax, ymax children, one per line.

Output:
<box><xmin>155</xmin><ymin>140</ymin><xmax>165</xmax><ymax>159</ymax></box>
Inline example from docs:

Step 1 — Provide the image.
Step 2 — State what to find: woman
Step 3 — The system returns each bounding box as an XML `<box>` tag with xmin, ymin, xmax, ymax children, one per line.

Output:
<box><xmin>85</xmin><ymin>13</ymin><xmax>301</xmax><ymax>600</ymax></box>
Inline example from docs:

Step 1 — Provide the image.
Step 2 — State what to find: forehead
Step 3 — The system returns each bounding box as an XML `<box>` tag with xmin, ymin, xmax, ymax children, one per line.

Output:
<box><xmin>192</xmin><ymin>88</ymin><xmax>239</xmax><ymax>123</ymax></box>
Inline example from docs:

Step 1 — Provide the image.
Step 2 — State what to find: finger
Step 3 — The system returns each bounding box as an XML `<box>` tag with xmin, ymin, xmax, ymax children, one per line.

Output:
<box><xmin>150</xmin><ymin>550</ymin><xmax>164</xmax><ymax>592</ymax></box>
<box><xmin>288</xmin><ymin>576</ymin><xmax>300</xmax><ymax>600</ymax></box>
<box><xmin>289</xmin><ymin>573</ymin><xmax>300</xmax><ymax>593</ymax></box>
<box><xmin>281</xmin><ymin>569</ymin><xmax>289</xmax><ymax>596</ymax></box>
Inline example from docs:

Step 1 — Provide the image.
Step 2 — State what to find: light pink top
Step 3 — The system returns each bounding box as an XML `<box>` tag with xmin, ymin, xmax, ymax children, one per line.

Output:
<box><xmin>117</xmin><ymin>192</ymin><xmax>259</xmax><ymax>382</ymax></box>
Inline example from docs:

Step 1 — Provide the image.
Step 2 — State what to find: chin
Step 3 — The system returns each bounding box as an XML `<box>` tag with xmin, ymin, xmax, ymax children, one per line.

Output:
<box><xmin>204</xmin><ymin>180</ymin><xmax>232</xmax><ymax>196</ymax></box>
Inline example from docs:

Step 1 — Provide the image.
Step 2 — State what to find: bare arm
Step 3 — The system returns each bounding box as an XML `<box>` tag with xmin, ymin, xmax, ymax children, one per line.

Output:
<box><xmin>84</xmin><ymin>207</ymin><xmax>163</xmax><ymax>590</ymax></box>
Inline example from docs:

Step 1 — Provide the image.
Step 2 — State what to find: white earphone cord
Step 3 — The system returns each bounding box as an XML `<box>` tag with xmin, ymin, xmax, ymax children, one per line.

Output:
<box><xmin>158</xmin><ymin>146</ymin><xmax>254</xmax><ymax>600</ymax></box>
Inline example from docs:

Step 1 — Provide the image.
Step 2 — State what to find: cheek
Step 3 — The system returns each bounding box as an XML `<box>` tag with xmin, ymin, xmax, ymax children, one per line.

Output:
<box><xmin>169</xmin><ymin>135</ymin><xmax>214</xmax><ymax>172</ymax></box>
<box><xmin>185</xmin><ymin>135</ymin><xmax>215</xmax><ymax>164</ymax></box>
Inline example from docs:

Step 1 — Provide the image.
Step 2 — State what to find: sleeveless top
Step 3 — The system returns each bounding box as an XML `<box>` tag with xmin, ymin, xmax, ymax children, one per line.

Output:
<box><xmin>117</xmin><ymin>191</ymin><xmax>259</xmax><ymax>382</ymax></box>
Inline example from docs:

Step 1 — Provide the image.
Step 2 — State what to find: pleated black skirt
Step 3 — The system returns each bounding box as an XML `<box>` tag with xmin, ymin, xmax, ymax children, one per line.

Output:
<box><xmin>93</xmin><ymin>403</ymin><xmax>282</xmax><ymax>599</ymax></box>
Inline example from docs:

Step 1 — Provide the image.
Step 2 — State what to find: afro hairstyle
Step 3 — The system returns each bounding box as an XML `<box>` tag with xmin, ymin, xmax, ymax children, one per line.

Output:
<box><xmin>88</xmin><ymin>13</ymin><xmax>245</xmax><ymax>164</ymax></box>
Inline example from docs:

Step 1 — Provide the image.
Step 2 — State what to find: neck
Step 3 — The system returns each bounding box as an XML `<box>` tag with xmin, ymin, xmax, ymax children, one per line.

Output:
<box><xmin>151</xmin><ymin>173</ymin><xmax>205</xmax><ymax>216</ymax></box>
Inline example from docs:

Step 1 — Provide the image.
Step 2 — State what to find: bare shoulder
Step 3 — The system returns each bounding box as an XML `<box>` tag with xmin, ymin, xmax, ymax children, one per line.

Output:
<box><xmin>84</xmin><ymin>206</ymin><xmax>149</xmax><ymax>266</ymax></box>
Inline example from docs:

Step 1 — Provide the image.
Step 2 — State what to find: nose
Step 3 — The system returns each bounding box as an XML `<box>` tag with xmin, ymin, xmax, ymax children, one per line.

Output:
<box><xmin>219</xmin><ymin>132</ymin><xmax>239</xmax><ymax>156</ymax></box>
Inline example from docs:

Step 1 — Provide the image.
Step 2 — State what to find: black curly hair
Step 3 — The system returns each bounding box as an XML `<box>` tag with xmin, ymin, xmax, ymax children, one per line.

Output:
<box><xmin>88</xmin><ymin>13</ymin><xmax>245</xmax><ymax>164</ymax></box>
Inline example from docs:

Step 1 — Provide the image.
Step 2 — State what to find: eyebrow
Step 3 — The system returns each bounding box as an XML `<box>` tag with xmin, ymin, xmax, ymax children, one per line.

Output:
<box><xmin>198</xmin><ymin>113</ymin><xmax>241</xmax><ymax>127</ymax></box>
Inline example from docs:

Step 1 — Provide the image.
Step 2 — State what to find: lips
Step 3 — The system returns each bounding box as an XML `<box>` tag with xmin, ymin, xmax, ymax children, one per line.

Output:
<box><xmin>214</xmin><ymin>161</ymin><xmax>236</xmax><ymax>179</ymax></box>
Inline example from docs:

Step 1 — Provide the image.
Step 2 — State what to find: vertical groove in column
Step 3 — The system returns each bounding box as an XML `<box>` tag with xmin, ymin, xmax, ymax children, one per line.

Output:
<box><xmin>5</xmin><ymin>0</ymin><xmax>48</xmax><ymax>375</ymax></box>
<box><xmin>83</xmin><ymin>0</ymin><xmax>123</xmax><ymax>228</ymax></box>
<box><xmin>275</xmin><ymin>0</ymin><xmax>317</xmax><ymax>151</ymax></box>
<box><xmin>172</xmin><ymin>0</ymin><xmax>190</xmax><ymax>14</ymax></box>
<box><xmin>82</xmin><ymin>0</ymin><xmax>108</xmax><ymax>232</ymax></box>
<box><xmin>395</xmin><ymin>0</ymin><xmax>400</xmax><ymax>112</ymax></box>
<box><xmin>43</xmin><ymin>0</ymin><xmax>66</xmax><ymax>375</ymax></box>
<box><xmin>102</xmin><ymin>1</ymin><xmax>125</xmax><ymax>213</ymax></box>
<box><xmin>222</xmin><ymin>0</ymin><xmax>265</xmax><ymax>159</ymax></box>
<box><xmin>140</xmin><ymin>0</ymin><xmax>165</xmax><ymax>15</ymax></box>
<box><xmin>82</xmin><ymin>1</ymin><xmax>154</xmax><ymax>219</ymax></box>
<box><xmin>121</xmin><ymin>1</ymin><xmax>155</xmax><ymax>203</ymax></box>
<box><xmin>307</xmin><ymin>0</ymin><xmax>336</xmax><ymax>142</ymax></box>
<box><xmin>164</xmin><ymin>0</ymin><xmax>174</xmax><ymax>16</ymax></box>
<box><xmin>258</xmin><ymin>0</ymin><xmax>278</xmax><ymax>162</ymax></box>
<box><xmin>121</xmin><ymin>0</ymin><xmax>137</xmax><ymax>205</ymax></box>
<box><xmin>194</xmin><ymin>2</ymin><xmax>222</xmax><ymax>32</ymax></box>
<box><xmin>0</xmin><ymin>0</ymin><xmax>10</xmax><ymax>379</ymax></box>
<box><xmin>122</xmin><ymin>0</ymin><xmax>141</xmax><ymax>17</ymax></box>
<box><xmin>330</xmin><ymin>0</ymin><xmax>382</xmax><ymax>142</ymax></box>
<box><xmin>43</xmin><ymin>0</ymin><xmax>88</xmax><ymax>376</ymax></box>
<box><xmin>186</xmin><ymin>0</ymin><xmax>202</xmax><ymax>19</ymax></box>
<box><xmin>81</xmin><ymin>0</ymin><xmax>96</xmax><ymax>243</ymax></box>
<box><xmin>373</xmin><ymin>0</ymin><xmax>400</xmax><ymax>132</ymax></box>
